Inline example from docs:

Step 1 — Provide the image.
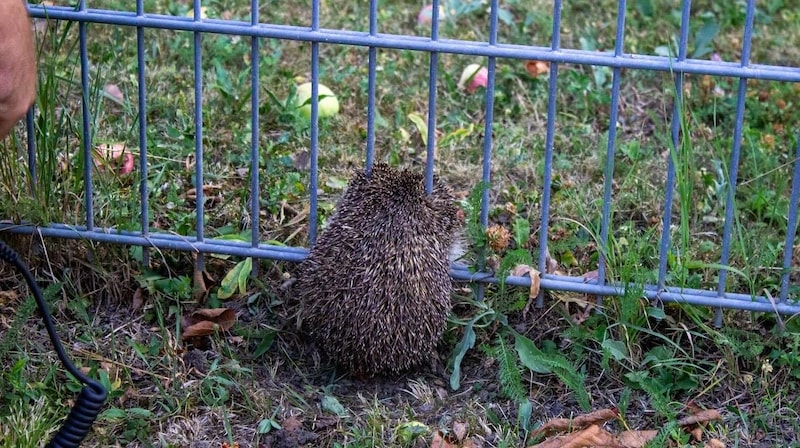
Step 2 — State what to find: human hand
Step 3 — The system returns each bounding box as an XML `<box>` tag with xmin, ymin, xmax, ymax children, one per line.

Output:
<box><xmin>0</xmin><ymin>0</ymin><xmax>36</xmax><ymax>140</ymax></box>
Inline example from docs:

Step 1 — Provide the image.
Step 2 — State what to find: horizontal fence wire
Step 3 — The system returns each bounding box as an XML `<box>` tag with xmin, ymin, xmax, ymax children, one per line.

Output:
<box><xmin>6</xmin><ymin>2</ymin><xmax>800</xmax><ymax>317</ymax></box>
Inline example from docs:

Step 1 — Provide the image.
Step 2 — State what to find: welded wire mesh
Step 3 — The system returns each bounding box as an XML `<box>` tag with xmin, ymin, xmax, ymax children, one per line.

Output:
<box><xmin>6</xmin><ymin>0</ymin><xmax>800</xmax><ymax>317</ymax></box>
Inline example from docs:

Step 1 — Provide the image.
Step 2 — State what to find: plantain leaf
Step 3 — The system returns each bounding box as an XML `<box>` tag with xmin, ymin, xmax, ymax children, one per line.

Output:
<box><xmin>218</xmin><ymin>258</ymin><xmax>253</xmax><ymax>299</ymax></box>
<box><xmin>449</xmin><ymin>323</ymin><xmax>476</xmax><ymax>390</ymax></box>
<box><xmin>513</xmin><ymin>332</ymin><xmax>551</xmax><ymax>374</ymax></box>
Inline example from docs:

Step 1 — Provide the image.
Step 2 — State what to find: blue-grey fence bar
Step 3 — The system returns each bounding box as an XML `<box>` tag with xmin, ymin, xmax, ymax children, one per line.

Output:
<box><xmin>6</xmin><ymin>1</ymin><xmax>800</xmax><ymax>318</ymax></box>
<box><xmin>535</xmin><ymin>0</ymin><xmax>562</xmax><ymax>309</ymax></box>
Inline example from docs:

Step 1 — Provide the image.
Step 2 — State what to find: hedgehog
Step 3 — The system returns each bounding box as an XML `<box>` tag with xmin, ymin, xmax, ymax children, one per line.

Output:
<box><xmin>293</xmin><ymin>162</ymin><xmax>462</xmax><ymax>376</ymax></box>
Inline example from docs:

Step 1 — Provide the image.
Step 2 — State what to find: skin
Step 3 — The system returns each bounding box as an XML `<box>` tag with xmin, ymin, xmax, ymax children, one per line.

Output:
<box><xmin>0</xmin><ymin>0</ymin><xmax>36</xmax><ymax>140</ymax></box>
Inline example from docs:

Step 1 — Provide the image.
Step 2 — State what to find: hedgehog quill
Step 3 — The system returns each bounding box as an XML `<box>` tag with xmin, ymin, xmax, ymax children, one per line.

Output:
<box><xmin>294</xmin><ymin>163</ymin><xmax>462</xmax><ymax>376</ymax></box>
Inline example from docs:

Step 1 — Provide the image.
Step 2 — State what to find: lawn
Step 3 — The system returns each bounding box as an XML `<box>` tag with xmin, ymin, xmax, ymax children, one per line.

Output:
<box><xmin>1</xmin><ymin>0</ymin><xmax>800</xmax><ymax>447</ymax></box>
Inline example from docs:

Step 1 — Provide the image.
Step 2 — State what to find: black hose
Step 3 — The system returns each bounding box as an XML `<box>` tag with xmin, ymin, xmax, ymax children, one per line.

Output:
<box><xmin>0</xmin><ymin>239</ymin><xmax>107</xmax><ymax>448</ymax></box>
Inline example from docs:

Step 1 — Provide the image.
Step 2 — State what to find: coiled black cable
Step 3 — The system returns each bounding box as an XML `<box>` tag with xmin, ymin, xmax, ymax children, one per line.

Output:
<box><xmin>0</xmin><ymin>239</ymin><xmax>107</xmax><ymax>448</ymax></box>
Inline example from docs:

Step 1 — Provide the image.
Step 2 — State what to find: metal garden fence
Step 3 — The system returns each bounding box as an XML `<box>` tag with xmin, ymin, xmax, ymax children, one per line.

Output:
<box><xmin>7</xmin><ymin>0</ymin><xmax>800</xmax><ymax>322</ymax></box>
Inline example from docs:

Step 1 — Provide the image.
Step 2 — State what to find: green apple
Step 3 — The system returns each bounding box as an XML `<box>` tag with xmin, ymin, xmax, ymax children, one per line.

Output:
<box><xmin>294</xmin><ymin>82</ymin><xmax>340</xmax><ymax>119</ymax></box>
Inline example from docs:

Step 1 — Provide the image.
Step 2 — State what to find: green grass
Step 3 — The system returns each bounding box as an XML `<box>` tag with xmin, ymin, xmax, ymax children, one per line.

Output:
<box><xmin>1</xmin><ymin>0</ymin><xmax>800</xmax><ymax>446</ymax></box>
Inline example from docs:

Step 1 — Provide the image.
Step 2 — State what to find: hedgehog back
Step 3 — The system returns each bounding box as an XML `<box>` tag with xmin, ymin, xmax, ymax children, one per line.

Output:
<box><xmin>296</xmin><ymin>163</ymin><xmax>459</xmax><ymax>376</ymax></box>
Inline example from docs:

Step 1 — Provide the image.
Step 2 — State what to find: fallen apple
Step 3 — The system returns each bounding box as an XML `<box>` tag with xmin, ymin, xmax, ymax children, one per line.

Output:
<box><xmin>294</xmin><ymin>82</ymin><xmax>340</xmax><ymax>119</ymax></box>
<box><xmin>417</xmin><ymin>4</ymin><xmax>445</xmax><ymax>25</ymax></box>
<box><xmin>458</xmin><ymin>64</ymin><xmax>489</xmax><ymax>93</ymax></box>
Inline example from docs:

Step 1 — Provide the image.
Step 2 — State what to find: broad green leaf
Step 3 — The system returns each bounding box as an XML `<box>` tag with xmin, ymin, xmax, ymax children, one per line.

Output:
<box><xmin>497</xmin><ymin>7</ymin><xmax>513</xmax><ymax>25</ymax></box>
<box><xmin>253</xmin><ymin>331</ymin><xmax>276</xmax><ymax>359</ymax></box>
<box><xmin>257</xmin><ymin>418</ymin><xmax>281</xmax><ymax>434</ymax></box>
<box><xmin>646</xmin><ymin>306</ymin><xmax>666</xmax><ymax>320</ymax></box>
<box><xmin>321</xmin><ymin>395</ymin><xmax>348</xmax><ymax>417</ymax></box>
<box><xmin>518</xmin><ymin>400</ymin><xmax>533</xmax><ymax>432</ymax></box>
<box><xmin>449</xmin><ymin>324</ymin><xmax>476</xmax><ymax>390</ymax></box>
<box><xmin>218</xmin><ymin>258</ymin><xmax>253</xmax><ymax>299</ymax></box>
<box><xmin>601</xmin><ymin>338</ymin><xmax>628</xmax><ymax>362</ymax></box>
<box><xmin>513</xmin><ymin>218</ymin><xmax>530</xmax><ymax>247</ymax></box>
<box><xmin>100</xmin><ymin>408</ymin><xmax>127</xmax><ymax>420</ymax></box>
<box><xmin>396</xmin><ymin>421</ymin><xmax>429</xmax><ymax>444</ymax></box>
<box><xmin>513</xmin><ymin>333</ymin><xmax>551</xmax><ymax>374</ymax></box>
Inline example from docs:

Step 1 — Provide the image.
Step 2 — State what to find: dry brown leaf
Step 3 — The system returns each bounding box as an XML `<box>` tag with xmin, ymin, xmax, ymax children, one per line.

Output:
<box><xmin>529</xmin><ymin>424</ymin><xmax>618</xmax><ymax>448</ymax></box>
<box><xmin>0</xmin><ymin>289</ymin><xmax>19</xmax><ymax>307</ymax></box>
<box><xmin>531</xmin><ymin>408</ymin><xmax>619</xmax><ymax>438</ymax></box>
<box><xmin>192</xmin><ymin>262</ymin><xmax>207</xmax><ymax>303</ymax></box>
<box><xmin>704</xmin><ymin>439</ymin><xmax>725</xmax><ymax>448</ymax></box>
<box><xmin>283</xmin><ymin>416</ymin><xmax>302</xmax><ymax>431</ymax></box>
<box><xmin>677</xmin><ymin>409</ymin><xmax>723</xmax><ymax>427</ymax></box>
<box><xmin>185</xmin><ymin>184</ymin><xmax>223</xmax><ymax>203</ymax></box>
<box><xmin>512</xmin><ymin>264</ymin><xmax>542</xmax><ymax>299</ymax></box>
<box><xmin>461</xmin><ymin>438</ymin><xmax>480</xmax><ymax>448</ymax></box>
<box><xmin>132</xmin><ymin>287</ymin><xmax>145</xmax><ymax>311</ymax></box>
<box><xmin>690</xmin><ymin>427</ymin><xmax>703</xmax><ymax>441</ymax></box>
<box><xmin>431</xmin><ymin>431</ymin><xmax>458</xmax><ymax>448</ymax></box>
<box><xmin>525</xmin><ymin>60</ymin><xmax>550</xmax><ymax>77</ymax></box>
<box><xmin>685</xmin><ymin>400</ymin><xmax>703</xmax><ymax>415</ymax></box>
<box><xmin>452</xmin><ymin>422</ymin><xmax>467</xmax><ymax>442</ymax></box>
<box><xmin>182</xmin><ymin>308</ymin><xmax>236</xmax><ymax>339</ymax></box>
<box><xmin>617</xmin><ymin>430</ymin><xmax>658</xmax><ymax>447</ymax></box>
<box><xmin>544</xmin><ymin>245</ymin><xmax>558</xmax><ymax>274</ymax></box>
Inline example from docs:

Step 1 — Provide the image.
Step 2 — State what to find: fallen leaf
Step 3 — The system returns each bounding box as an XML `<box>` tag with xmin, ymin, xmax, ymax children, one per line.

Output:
<box><xmin>677</xmin><ymin>409</ymin><xmax>723</xmax><ymax>427</ymax></box>
<box><xmin>544</xmin><ymin>245</ymin><xmax>558</xmax><ymax>274</ymax></box>
<box><xmin>181</xmin><ymin>308</ymin><xmax>236</xmax><ymax>339</ymax></box>
<box><xmin>431</xmin><ymin>431</ymin><xmax>458</xmax><ymax>448</ymax></box>
<box><xmin>617</xmin><ymin>430</ymin><xmax>658</xmax><ymax>447</ymax></box>
<box><xmin>529</xmin><ymin>424</ymin><xmax>618</xmax><ymax>448</ymax></box>
<box><xmin>514</xmin><ymin>264</ymin><xmax>542</xmax><ymax>318</ymax></box>
<box><xmin>185</xmin><ymin>184</ymin><xmax>223</xmax><ymax>203</ymax></box>
<box><xmin>531</xmin><ymin>408</ymin><xmax>619</xmax><ymax>438</ymax></box>
<box><xmin>690</xmin><ymin>427</ymin><xmax>703</xmax><ymax>441</ymax></box>
<box><xmin>282</xmin><ymin>416</ymin><xmax>302</xmax><ymax>431</ymax></box>
<box><xmin>192</xmin><ymin>261</ymin><xmax>207</xmax><ymax>303</ymax></box>
<box><xmin>461</xmin><ymin>438</ymin><xmax>479</xmax><ymax>448</ymax></box>
<box><xmin>452</xmin><ymin>421</ymin><xmax>467</xmax><ymax>441</ymax></box>
<box><xmin>704</xmin><ymin>439</ymin><xmax>725</xmax><ymax>448</ymax></box>
<box><xmin>525</xmin><ymin>60</ymin><xmax>550</xmax><ymax>77</ymax></box>
<box><xmin>512</xmin><ymin>264</ymin><xmax>541</xmax><ymax>299</ymax></box>
<box><xmin>132</xmin><ymin>287</ymin><xmax>145</xmax><ymax>310</ymax></box>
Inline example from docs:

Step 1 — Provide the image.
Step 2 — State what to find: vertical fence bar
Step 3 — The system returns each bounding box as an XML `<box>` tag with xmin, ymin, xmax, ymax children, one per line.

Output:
<box><xmin>308</xmin><ymin>0</ymin><xmax>321</xmax><ymax>245</ymax></box>
<box><xmin>250</xmin><ymin>0</ymin><xmax>261</xmax><ymax>275</ymax></box>
<box><xmin>535</xmin><ymin>0</ymin><xmax>562</xmax><ymax>308</ymax></box>
<box><xmin>657</xmin><ymin>0</ymin><xmax>692</xmax><ymax>295</ymax></box>
<box><xmin>596</xmin><ymin>0</ymin><xmax>627</xmax><ymax>305</ymax></box>
<box><xmin>193</xmin><ymin>1</ymin><xmax>205</xmax><ymax>270</ymax></box>
<box><xmin>26</xmin><ymin>110</ymin><xmax>35</xmax><ymax>193</ymax></box>
<box><xmin>365</xmin><ymin>0</ymin><xmax>378</xmax><ymax>175</ymax></box>
<box><xmin>474</xmin><ymin>0</ymin><xmax>499</xmax><ymax>302</ymax></box>
<box><xmin>715</xmin><ymin>0</ymin><xmax>756</xmax><ymax>326</ymax></box>
<box><xmin>780</xmin><ymin>135</ymin><xmax>800</xmax><ymax>303</ymax></box>
<box><xmin>79</xmin><ymin>0</ymin><xmax>94</xmax><ymax>230</ymax></box>
<box><xmin>424</xmin><ymin>0</ymin><xmax>440</xmax><ymax>193</ymax></box>
<box><xmin>136</xmin><ymin>0</ymin><xmax>150</xmax><ymax>266</ymax></box>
